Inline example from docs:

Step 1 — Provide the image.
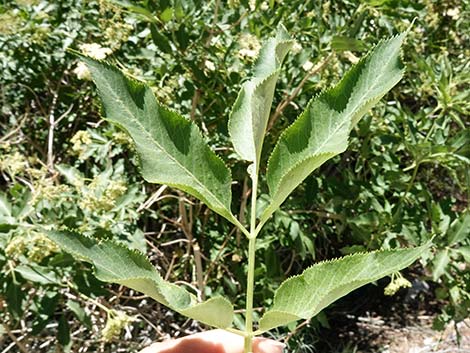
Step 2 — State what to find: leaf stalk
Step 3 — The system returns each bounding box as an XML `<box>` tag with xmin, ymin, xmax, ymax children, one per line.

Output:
<box><xmin>244</xmin><ymin>167</ymin><xmax>259</xmax><ymax>352</ymax></box>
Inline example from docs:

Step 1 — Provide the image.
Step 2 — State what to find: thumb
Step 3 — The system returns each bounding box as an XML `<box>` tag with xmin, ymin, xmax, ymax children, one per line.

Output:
<box><xmin>138</xmin><ymin>330</ymin><xmax>285</xmax><ymax>353</ymax></box>
<box><xmin>253</xmin><ymin>337</ymin><xmax>286</xmax><ymax>353</ymax></box>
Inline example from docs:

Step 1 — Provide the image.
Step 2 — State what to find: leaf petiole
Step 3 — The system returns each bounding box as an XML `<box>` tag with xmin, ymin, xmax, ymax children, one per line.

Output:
<box><xmin>244</xmin><ymin>165</ymin><xmax>259</xmax><ymax>353</ymax></box>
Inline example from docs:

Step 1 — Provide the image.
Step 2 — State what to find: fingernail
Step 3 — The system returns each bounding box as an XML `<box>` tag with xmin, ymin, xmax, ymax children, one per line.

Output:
<box><xmin>273</xmin><ymin>341</ymin><xmax>286</xmax><ymax>350</ymax></box>
<box><xmin>258</xmin><ymin>339</ymin><xmax>286</xmax><ymax>352</ymax></box>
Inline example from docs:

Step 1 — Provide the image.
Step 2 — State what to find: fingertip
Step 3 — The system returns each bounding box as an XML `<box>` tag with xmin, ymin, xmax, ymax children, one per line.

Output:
<box><xmin>253</xmin><ymin>338</ymin><xmax>285</xmax><ymax>353</ymax></box>
<box><xmin>138</xmin><ymin>340</ymin><xmax>177</xmax><ymax>353</ymax></box>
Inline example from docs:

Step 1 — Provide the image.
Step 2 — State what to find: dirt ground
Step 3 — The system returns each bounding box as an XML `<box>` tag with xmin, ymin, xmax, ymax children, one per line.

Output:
<box><xmin>353</xmin><ymin>315</ymin><xmax>470</xmax><ymax>353</ymax></box>
<box><xmin>314</xmin><ymin>282</ymin><xmax>470</xmax><ymax>353</ymax></box>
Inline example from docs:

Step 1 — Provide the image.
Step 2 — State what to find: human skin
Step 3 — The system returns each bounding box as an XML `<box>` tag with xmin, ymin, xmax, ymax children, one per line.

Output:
<box><xmin>139</xmin><ymin>329</ymin><xmax>285</xmax><ymax>353</ymax></box>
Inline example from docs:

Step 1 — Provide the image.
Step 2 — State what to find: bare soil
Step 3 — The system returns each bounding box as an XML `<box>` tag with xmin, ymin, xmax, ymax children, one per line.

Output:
<box><xmin>313</xmin><ymin>280</ymin><xmax>470</xmax><ymax>353</ymax></box>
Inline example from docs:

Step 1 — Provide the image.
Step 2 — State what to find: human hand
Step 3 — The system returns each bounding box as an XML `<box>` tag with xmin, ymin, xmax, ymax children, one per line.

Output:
<box><xmin>139</xmin><ymin>329</ymin><xmax>286</xmax><ymax>353</ymax></box>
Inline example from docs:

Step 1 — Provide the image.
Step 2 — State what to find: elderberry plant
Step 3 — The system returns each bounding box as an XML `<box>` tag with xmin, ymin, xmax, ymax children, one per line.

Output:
<box><xmin>48</xmin><ymin>27</ymin><xmax>427</xmax><ymax>353</ymax></box>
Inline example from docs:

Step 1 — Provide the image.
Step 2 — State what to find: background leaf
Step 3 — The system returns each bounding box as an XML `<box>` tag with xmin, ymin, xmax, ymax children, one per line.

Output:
<box><xmin>258</xmin><ymin>244</ymin><xmax>427</xmax><ymax>332</ymax></box>
<box><xmin>432</xmin><ymin>249</ymin><xmax>450</xmax><ymax>281</ymax></box>
<box><xmin>261</xmin><ymin>33</ymin><xmax>406</xmax><ymax>225</ymax></box>
<box><xmin>331</xmin><ymin>35</ymin><xmax>366</xmax><ymax>52</ymax></box>
<box><xmin>228</xmin><ymin>26</ymin><xmax>293</xmax><ymax>168</ymax></box>
<box><xmin>47</xmin><ymin>230</ymin><xmax>234</xmax><ymax>328</ymax></box>
<box><xmin>446</xmin><ymin>212</ymin><xmax>470</xmax><ymax>245</ymax></box>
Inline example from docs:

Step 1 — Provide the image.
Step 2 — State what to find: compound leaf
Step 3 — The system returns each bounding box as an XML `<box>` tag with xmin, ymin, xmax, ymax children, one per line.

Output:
<box><xmin>258</xmin><ymin>244</ymin><xmax>427</xmax><ymax>332</ymax></box>
<box><xmin>228</xmin><ymin>26</ymin><xmax>293</xmax><ymax>168</ymax></box>
<box><xmin>76</xmin><ymin>53</ymin><xmax>238</xmax><ymax>226</ymax></box>
<box><xmin>261</xmin><ymin>33</ymin><xmax>405</xmax><ymax>225</ymax></box>
<box><xmin>47</xmin><ymin>230</ymin><xmax>234</xmax><ymax>329</ymax></box>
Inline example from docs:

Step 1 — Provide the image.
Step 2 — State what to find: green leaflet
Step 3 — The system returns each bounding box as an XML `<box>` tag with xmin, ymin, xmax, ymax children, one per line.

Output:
<box><xmin>261</xmin><ymin>33</ymin><xmax>406</xmax><ymax>225</ymax></box>
<box><xmin>258</xmin><ymin>243</ymin><xmax>427</xmax><ymax>332</ymax></box>
<box><xmin>228</xmin><ymin>26</ymin><xmax>293</xmax><ymax>169</ymax></box>
<box><xmin>446</xmin><ymin>212</ymin><xmax>470</xmax><ymax>246</ymax></box>
<box><xmin>432</xmin><ymin>249</ymin><xmax>450</xmax><ymax>281</ymax></box>
<box><xmin>47</xmin><ymin>230</ymin><xmax>234</xmax><ymax>328</ymax></box>
<box><xmin>76</xmin><ymin>53</ymin><xmax>239</xmax><ymax>226</ymax></box>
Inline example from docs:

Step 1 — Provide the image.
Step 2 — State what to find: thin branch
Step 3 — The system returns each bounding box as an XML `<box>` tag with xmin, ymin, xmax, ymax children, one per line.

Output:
<box><xmin>203</xmin><ymin>227</ymin><xmax>236</xmax><ymax>283</ymax></box>
<box><xmin>236</xmin><ymin>177</ymin><xmax>250</xmax><ymax>246</ymax></box>
<box><xmin>190</xmin><ymin>89</ymin><xmax>201</xmax><ymax>121</ymax></box>
<box><xmin>283</xmin><ymin>319</ymin><xmax>311</xmax><ymax>344</ymax></box>
<box><xmin>137</xmin><ymin>185</ymin><xmax>168</xmax><ymax>212</ymax></box>
<box><xmin>2</xmin><ymin>324</ymin><xmax>28</xmax><ymax>353</ymax></box>
<box><xmin>192</xmin><ymin>243</ymin><xmax>205</xmax><ymax>300</ymax></box>
<box><xmin>46</xmin><ymin>77</ymin><xmax>64</xmax><ymax>172</ymax></box>
<box><xmin>17</xmin><ymin>83</ymin><xmax>47</xmax><ymax>118</ymax></box>
<box><xmin>204</xmin><ymin>0</ymin><xmax>221</xmax><ymax>47</ymax></box>
<box><xmin>178</xmin><ymin>195</ymin><xmax>205</xmax><ymax>299</ymax></box>
<box><xmin>267</xmin><ymin>52</ymin><xmax>335</xmax><ymax>132</ymax></box>
<box><xmin>0</xmin><ymin>113</ymin><xmax>27</xmax><ymax>143</ymax></box>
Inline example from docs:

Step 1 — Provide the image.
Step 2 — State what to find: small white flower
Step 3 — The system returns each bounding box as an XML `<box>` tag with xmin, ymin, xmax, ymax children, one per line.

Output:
<box><xmin>446</xmin><ymin>8</ymin><xmax>460</xmax><ymax>19</ymax></box>
<box><xmin>228</xmin><ymin>0</ymin><xmax>240</xmax><ymax>8</ymax></box>
<box><xmin>239</xmin><ymin>48</ymin><xmax>258</xmax><ymax>58</ymax></box>
<box><xmin>384</xmin><ymin>274</ymin><xmax>411</xmax><ymax>296</ymax></box>
<box><xmin>102</xmin><ymin>310</ymin><xmax>135</xmax><ymax>342</ymax></box>
<box><xmin>343</xmin><ymin>51</ymin><xmax>359</xmax><ymax>64</ymax></box>
<box><xmin>302</xmin><ymin>60</ymin><xmax>314</xmax><ymax>72</ymax></box>
<box><xmin>292</xmin><ymin>41</ymin><xmax>302</xmax><ymax>54</ymax></box>
<box><xmin>73</xmin><ymin>62</ymin><xmax>91</xmax><ymax>80</ymax></box>
<box><xmin>79</xmin><ymin>43</ymin><xmax>113</xmax><ymax>60</ymax></box>
<box><xmin>238</xmin><ymin>33</ymin><xmax>261</xmax><ymax>59</ymax></box>
<box><xmin>204</xmin><ymin>59</ymin><xmax>216</xmax><ymax>71</ymax></box>
<box><xmin>260</xmin><ymin>1</ymin><xmax>269</xmax><ymax>10</ymax></box>
<box><xmin>249</xmin><ymin>0</ymin><xmax>256</xmax><ymax>11</ymax></box>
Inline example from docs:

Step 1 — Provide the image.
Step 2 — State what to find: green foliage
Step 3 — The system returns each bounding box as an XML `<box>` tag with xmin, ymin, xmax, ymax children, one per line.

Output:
<box><xmin>259</xmin><ymin>244</ymin><xmax>427</xmax><ymax>332</ymax></box>
<box><xmin>75</xmin><ymin>53</ymin><xmax>240</xmax><ymax>227</ymax></box>
<box><xmin>1</xmin><ymin>0</ymin><xmax>468</xmax><ymax>352</ymax></box>
<box><xmin>50</xmin><ymin>26</ymin><xmax>425</xmax><ymax>353</ymax></box>
<box><xmin>228</xmin><ymin>26</ymin><xmax>293</xmax><ymax>167</ymax></box>
<box><xmin>47</xmin><ymin>230</ymin><xmax>234</xmax><ymax>328</ymax></box>
<box><xmin>261</xmin><ymin>33</ymin><xmax>405</xmax><ymax>225</ymax></box>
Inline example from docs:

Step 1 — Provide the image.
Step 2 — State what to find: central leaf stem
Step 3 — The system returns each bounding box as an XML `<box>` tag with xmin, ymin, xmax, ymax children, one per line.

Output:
<box><xmin>244</xmin><ymin>169</ymin><xmax>258</xmax><ymax>353</ymax></box>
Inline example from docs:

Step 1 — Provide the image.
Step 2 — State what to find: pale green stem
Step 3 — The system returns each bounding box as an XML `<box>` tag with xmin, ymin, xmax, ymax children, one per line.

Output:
<box><xmin>404</xmin><ymin>161</ymin><xmax>420</xmax><ymax>197</ymax></box>
<box><xmin>233</xmin><ymin>217</ymin><xmax>251</xmax><ymax>238</ymax></box>
<box><xmin>223</xmin><ymin>327</ymin><xmax>246</xmax><ymax>336</ymax></box>
<box><xmin>67</xmin><ymin>281</ymin><xmax>110</xmax><ymax>313</ymax></box>
<box><xmin>7</xmin><ymin>261</ymin><xmax>17</xmax><ymax>284</ymax></box>
<box><xmin>254</xmin><ymin>217</ymin><xmax>268</xmax><ymax>236</ymax></box>
<box><xmin>244</xmin><ymin>170</ymin><xmax>258</xmax><ymax>353</ymax></box>
<box><xmin>392</xmin><ymin>160</ymin><xmax>420</xmax><ymax>223</ymax></box>
<box><xmin>244</xmin><ymin>236</ymin><xmax>256</xmax><ymax>352</ymax></box>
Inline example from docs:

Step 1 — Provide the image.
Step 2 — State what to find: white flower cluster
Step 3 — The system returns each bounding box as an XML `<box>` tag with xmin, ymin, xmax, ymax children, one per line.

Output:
<box><xmin>71</xmin><ymin>130</ymin><xmax>92</xmax><ymax>160</ymax></box>
<box><xmin>79</xmin><ymin>177</ymin><xmax>127</xmax><ymax>213</ymax></box>
<box><xmin>101</xmin><ymin>310</ymin><xmax>135</xmax><ymax>342</ymax></box>
<box><xmin>73</xmin><ymin>43</ymin><xmax>113</xmax><ymax>80</ymax></box>
<box><xmin>238</xmin><ymin>33</ymin><xmax>261</xmax><ymax>60</ymax></box>
<box><xmin>446</xmin><ymin>8</ymin><xmax>460</xmax><ymax>19</ymax></box>
<box><xmin>0</xmin><ymin>151</ymin><xmax>28</xmax><ymax>176</ymax></box>
<box><xmin>384</xmin><ymin>273</ymin><xmax>412</xmax><ymax>296</ymax></box>
<box><xmin>302</xmin><ymin>60</ymin><xmax>314</xmax><ymax>72</ymax></box>
<box><xmin>6</xmin><ymin>231</ymin><xmax>59</xmax><ymax>263</ymax></box>
<box><xmin>291</xmin><ymin>41</ymin><xmax>302</xmax><ymax>54</ymax></box>
<box><xmin>79</xmin><ymin>43</ymin><xmax>112</xmax><ymax>60</ymax></box>
<box><xmin>260</xmin><ymin>2</ymin><xmax>269</xmax><ymax>10</ymax></box>
<box><xmin>249</xmin><ymin>0</ymin><xmax>256</xmax><ymax>11</ymax></box>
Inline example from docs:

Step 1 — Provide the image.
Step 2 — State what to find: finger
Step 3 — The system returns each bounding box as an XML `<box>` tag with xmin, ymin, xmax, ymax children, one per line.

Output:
<box><xmin>253</xmin><ymin>337</ymin><xmax>286</xmax><ymax>353</ymax></box>
<box><xmin>188</xmin><ymin>330</ymin><xmax>285</xmax><ymax>353</ymax></box>
<box><xmin>139</xmin><ymin>340</ymin><xmax>178</xmax><ymax>353</ymax></box>
<box><xmin>138</xmin><ymin>330</ymin><xmax>241</xmax><ymax>353</ymax></box>
<box><xmin>138</xmin><ymin>330</ymin><xmax>285</xmax><ymax>353</ymax></box>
